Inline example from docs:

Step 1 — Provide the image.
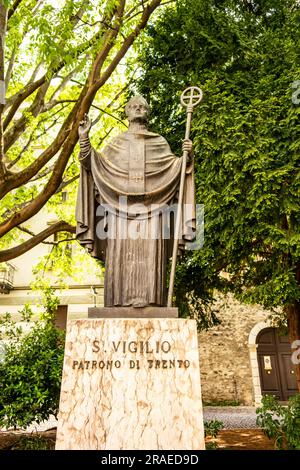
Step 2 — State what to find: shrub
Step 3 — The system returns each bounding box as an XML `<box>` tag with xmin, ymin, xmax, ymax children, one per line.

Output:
<box><xmin>0</xmin><ymin>290</ymin><xmax>65</xmax><ymax>429</ymax></box>
<box><xmin>204</xmin><ymin>419</ymin><xmax>224</xmax><ymax>450</ymax></box>
<box><xmin>10</xmin><ymin>434</ymin><xmax>55</xmax><ymax>450</ymax></box>
<box><xmin>203</xmin><ymin>400</ymin><xmax>240</xmax><ymax>407</ymax></box>
<box><xmin>256</xmin><ymin>394</ymin><xmax>300</xmax><ymax>449</ymax></box>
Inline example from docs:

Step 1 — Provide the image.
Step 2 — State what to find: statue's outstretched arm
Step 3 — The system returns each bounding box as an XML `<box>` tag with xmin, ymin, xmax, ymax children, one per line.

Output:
<box><xmin>78</xmin><ymin>114</ymin><xmax>92</xmax><ymax>170</ymax></box>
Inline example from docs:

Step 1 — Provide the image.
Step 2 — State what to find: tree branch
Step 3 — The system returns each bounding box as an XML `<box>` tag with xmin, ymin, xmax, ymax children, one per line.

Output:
<box><xmin>6</xmin><ymin>109</ymin><xmax>64</xmax><ymax>170</ymax></box>
<box><xmin>91</xmin><ymin>103</ymin><xmax>127</xmax><ymax>127</ymax></box>
<box><xmin>3</xmin><ymin>74</ymin><xmax>46</xmax><ymax>119</ymax></box>
<box><xmin>1</xmin><ymin>200</ymin><xmax>28</xmax><ymax>221</ymax></box>
<box><xmin>0</xmin><ymin>221</ymin><xmax>76</xmax><ymax>262</ymax></box>
<box><xmin>17</xmin><ymin>225</ymin><xmax>74</xmax><ymax>245</ymax></box>
<box><xmin>7</xmin><ymin>0</ymin><xmax>23</xmax><ymax>20</ymax></box>
<box><xmin>0</xmin><ymin>97</ymin><xmax>79</xmax><ymax>198</ymax></box>
<box><xmin>5</xmin><ymin>3</ymin><xmax>44</xmax><ymax>89</ymax></box>
<box><xmin>5</xmin><ymin>44</ymin><xmax>17</xmax><ymax>88</ymax></box>
<box><xmin>91</xmin><ymin>77</ymin><xmax>134</xmax><ymax>127</ymax></box>
<box><xmin>0</xmin><ymin>2</ymin><xmax>8</xmax><ymax>179</ymax></box>
<box><xmin>89</xmin><ymin>0</ymin><xmax>126</xmax><ymax>83</ymax></box>
<box><xmin>3</xmin><ymin>0</ymin><xmax>89</xmax><ymax>136</ymax></box>
<box><xmin>4</xmin><ymin>11</ymin><xmax>103</xmax><ymax>118</ymax></box>
<box><xmin>29</xmin><ymin>163</ymin><xmax>55</xmax><ymax>182</ymax></box>
<box><xmin>0</xmin><ymin>81</ymin><xmax>92</xmax><ymax>235</ymax></box>
<box><xmin>48</xmin><ymin>60</ymin><xmax>85</xmax><ymax>103</ymax></box>
<box><xmin>4</xmin><ymin>80</ymin><xmax>51</xmax><ymax>149</ymax></box>
<box><xmin>55</xmin><ymin>174</ymin><xmax>79</xmax><ymax>193</ymax></box>
<box><xmin>124</xmin><ymin>0</ymin><xmax>174</xmax><ymax>23</ymax></box>
<box><xmin>0</xmin><ymin>0</ymin><xmax>162</xmax><ymax>238</ymax></box>
<box><xmin>3</xmin><ymin>3</ymin><xmax>115</xmax><ymax>141</ymax></box>
<box><xmin>95</xmin><ymin>0</ymin><xmax>162</xmax><ymax>90</ymax></box>
<box><xmin>41</xmin><ymin>99</ymin><xmax>76</xmax><ymax>114</ymax></box>
<box><xmin>6</xmin><ymin>133</ymin><xmax>34</xmax><ymax>169</ymax></box>
<box><xmin>98</xmin><ymin>126</ymin><xmax>113</xmax><ymax>144</ymax></box>
<box><xmin>1</xmin><ymin>10</ymin><xmax>119</xmax><ymax>190</ymax></box>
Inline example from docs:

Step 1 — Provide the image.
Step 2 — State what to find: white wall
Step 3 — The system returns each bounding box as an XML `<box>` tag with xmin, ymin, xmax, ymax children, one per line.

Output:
<box><xmin>0</xmin><ymin>208</ymin><xmax>104</xmax><ymax>317</ymax></box>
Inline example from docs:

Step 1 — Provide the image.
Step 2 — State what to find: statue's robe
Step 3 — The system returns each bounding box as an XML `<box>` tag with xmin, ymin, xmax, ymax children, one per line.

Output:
<box><xmin>76</xmin><ymin>129</ymin><xmax>195</xmax><ymax>307</ymax></box>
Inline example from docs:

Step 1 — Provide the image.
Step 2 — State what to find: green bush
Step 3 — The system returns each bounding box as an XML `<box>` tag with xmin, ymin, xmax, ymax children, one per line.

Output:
<box><xmin>203</xmin><ymin>400</ymin><xmax>240</xmax><ymax>407</ymax></box>
<box><xmin>204</xmin><ymin>419</ymin><xmax>223</xmax><ymax>450</ymax></box>
<box><xmin>256</xmin><ymin>394</ymin><xmax>300</xmax><ymax>449</ymax></box>
<box><xmin>0</xmin><ymin>290</ymin><xmax>65</xmax><ymax>429</ymax></box>
<box><xmin>10</xmin><ymin>434</ymin><xmax>55</xmax><ymax>450</ymax></box>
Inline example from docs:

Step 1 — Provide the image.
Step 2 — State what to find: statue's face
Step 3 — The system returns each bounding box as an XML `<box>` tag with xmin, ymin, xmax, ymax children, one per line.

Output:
<box><xmin>126</xmin><ymin>100</ymin><xmax>149</xmax><ymax>123</ymax></box>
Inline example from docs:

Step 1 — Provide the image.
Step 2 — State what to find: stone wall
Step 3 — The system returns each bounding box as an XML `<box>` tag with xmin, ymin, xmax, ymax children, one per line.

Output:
<box><xmin>198</xmin><ymin>294</ymin><xmax>271</xmax><ymax>405</ymax></box>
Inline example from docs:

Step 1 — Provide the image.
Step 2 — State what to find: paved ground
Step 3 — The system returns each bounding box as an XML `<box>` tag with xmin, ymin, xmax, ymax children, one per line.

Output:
<box><xmin>1</xmin><ymin>428</ymin><xmax>273</xmax><ymax>450</ymax></box>
<box><xmin>203</xmin><ymin>406</ymin><xmax>258</xmax><ymax>429</ymax></box>
<box><xmin>1</xmin><ymin>407</ymin><xmax>259</xmax><ymax>433</ymax></box>
<box><xmin>206</xmin><ymin>429</ymin><xmax>274</xmax><ymax>450</ymax></box>
<box><xmin>34</xmin><ymin>407</ymin><xmax>259</xmax><ymax>432</ymax></box>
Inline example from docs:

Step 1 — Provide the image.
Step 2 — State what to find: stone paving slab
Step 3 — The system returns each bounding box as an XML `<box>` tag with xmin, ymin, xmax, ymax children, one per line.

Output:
<box><xmin>203</xmin><ymin>406</ymin><xmax>258</xmax><ymax>429</ymax></box>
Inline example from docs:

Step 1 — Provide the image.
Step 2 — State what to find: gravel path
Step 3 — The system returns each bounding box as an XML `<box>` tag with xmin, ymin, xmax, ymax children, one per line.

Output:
<box><xmin>203</xmin><ymin>406</ymin><xmax>258</xmax><ymax>429</ymax></box>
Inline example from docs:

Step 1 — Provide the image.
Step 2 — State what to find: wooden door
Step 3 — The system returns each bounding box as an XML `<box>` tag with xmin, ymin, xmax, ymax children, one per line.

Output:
<box><xmin>257</xmin><ymin>328</ymin><xmax>298</xmax><ymax>401</ymax></box>
<box><xmin>54</xmin><ymin>305</ymin><xmax>68</xmax><ymax>330</ymax></box>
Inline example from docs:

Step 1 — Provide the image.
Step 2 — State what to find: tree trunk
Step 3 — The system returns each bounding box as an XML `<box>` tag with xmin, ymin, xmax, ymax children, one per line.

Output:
<box><xmin>286</xmin><ymin>302</ymin><xmax>300</xmax><ymax>393</ymax></box>
<box><xmin>0</xmin><ymin>2</ymin><xmax>7</xmax><ymax>178</ymax></box>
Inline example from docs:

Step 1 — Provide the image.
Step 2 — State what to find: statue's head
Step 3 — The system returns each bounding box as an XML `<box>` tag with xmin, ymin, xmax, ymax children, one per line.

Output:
<box><xmin>125</xmin><ymin>95</ymin><xmax>150</xmax><ymax>124</ymax></box>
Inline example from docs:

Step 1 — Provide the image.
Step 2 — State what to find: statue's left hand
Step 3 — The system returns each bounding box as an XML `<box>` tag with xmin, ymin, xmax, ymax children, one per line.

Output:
<box><xmin>182</xmin><ymin>139</ymin><xmax>194</xmax><ymax>156</ymax></box>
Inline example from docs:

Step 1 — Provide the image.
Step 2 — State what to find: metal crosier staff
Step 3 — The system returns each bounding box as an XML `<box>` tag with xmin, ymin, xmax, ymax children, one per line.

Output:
<box><xmin>167</xmin><ymin>86</ymin><xmax>203</xmax><ymax>307</ymax></box>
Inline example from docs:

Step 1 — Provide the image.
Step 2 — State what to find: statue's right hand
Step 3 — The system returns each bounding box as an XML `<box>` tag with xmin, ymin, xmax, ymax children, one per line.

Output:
<box><xmin>78</xmin><ymin>113</ymin><xmax>92</xmax><ymax>138</ymax></box>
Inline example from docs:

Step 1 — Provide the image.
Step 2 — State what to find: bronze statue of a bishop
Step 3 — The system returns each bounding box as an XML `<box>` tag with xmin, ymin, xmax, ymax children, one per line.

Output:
<box><xmin>76</xmin><ymin>95</ymin><xmax>195</xmax><ymax>308</ymax></box>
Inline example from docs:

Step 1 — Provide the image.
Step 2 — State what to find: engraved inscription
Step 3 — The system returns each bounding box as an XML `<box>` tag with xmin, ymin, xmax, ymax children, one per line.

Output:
<box><xmin>72</xmin><ymin>339</ymin><xmax>189</xmax><ymax>371</ymax></box>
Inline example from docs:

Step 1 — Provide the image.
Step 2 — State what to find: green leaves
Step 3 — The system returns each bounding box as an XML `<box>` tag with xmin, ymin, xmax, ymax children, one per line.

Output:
<box><xmin>256</xmin><ymin>394</ymin><xmax>300</xmax><ymax>449</ymax></box>
<box><xmin>135</xmin><ymin>0</ymin><xmax>300</xmax><ymax>319</ymax></box>
<box><xmin>0</xmin><ymin>291</ymin><xmax>65</xmax><ymax>429</ymax></box>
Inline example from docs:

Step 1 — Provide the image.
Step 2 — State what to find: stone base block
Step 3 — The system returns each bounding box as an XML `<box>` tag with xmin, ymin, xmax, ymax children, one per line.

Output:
<box><xmin>88</xmin><ymin>306</ymin><xmax>178</xmax><ymax>318</ymax></box>
<box><xmin>55</xmin><ymin>318</ymin><xmax>205</xmax><ymax>450</ymax></box>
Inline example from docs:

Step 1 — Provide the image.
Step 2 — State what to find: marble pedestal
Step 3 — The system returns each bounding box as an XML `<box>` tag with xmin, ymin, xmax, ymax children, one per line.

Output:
<box><xmin>88</xmin><ymin>306</ymin><xmax>178</xmax><ymax>318</ymax></box>
<box><xmin>55</xmin><ymin>317</ymin><xmax>205</xmax><ymax>450</ymax></box>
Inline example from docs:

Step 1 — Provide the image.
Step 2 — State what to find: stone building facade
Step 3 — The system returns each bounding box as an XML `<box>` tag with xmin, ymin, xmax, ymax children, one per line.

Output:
<box><xmin>198</xmin><ymin>295</ymin><xmax>287</xmax><ymax>406</ymax></box>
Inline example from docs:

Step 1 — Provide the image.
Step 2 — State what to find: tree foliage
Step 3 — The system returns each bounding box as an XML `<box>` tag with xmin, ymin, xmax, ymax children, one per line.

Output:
<box><xmin>0</xmin><ymin>287</ymin><xmax>64</xmax><ymax>429</ymax></box>
<box><xmin>134</xmin><ymin>0</ymin><xmax>300</xmax><ymax>313</ymax></box>
<box><xmin>256</xmin><ymin>394</ymin><xmax>300</xmax><ymax>449</ymax></box>
<box><xmin>133</xmin><ymin>0</ymin><xmax>300</xmax><ymax>382</ymax></box>
<box><xmin>0</xmin><ymin>0</ymin><xmax>164</xmax><ymax>263</ymax></box>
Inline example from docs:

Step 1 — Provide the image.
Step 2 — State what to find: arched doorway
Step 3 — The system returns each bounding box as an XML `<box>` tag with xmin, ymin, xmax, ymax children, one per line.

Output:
<box><xmin>257</xmin><ymin>328</ymin><xmax>298</xmax><ymax>401</ymax></box>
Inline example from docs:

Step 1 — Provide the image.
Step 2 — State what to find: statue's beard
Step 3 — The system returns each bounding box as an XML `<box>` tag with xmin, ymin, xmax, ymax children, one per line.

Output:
<box><xmin>128</xmin><ymin>116</ymin><xmax>148</xmax><ymax>125</ymax></box>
